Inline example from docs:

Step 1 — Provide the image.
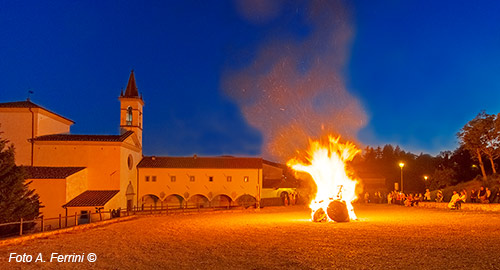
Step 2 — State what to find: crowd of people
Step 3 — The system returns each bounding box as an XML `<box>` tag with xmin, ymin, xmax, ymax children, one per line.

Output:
<box><xmin>361</xmin><ymin>186</ymin><xmax>500</xmax><ymax>210</ymax></box>
<box><xmin>363</xmin><ymin>191</ymin><xmax>384</xmax><ymax>204</ymax></box>
<box><xmin>435</xmin><ymin>186</ymin><xmax>500</xmax><ymax>205</ymax></box>
<box><xmin>386</xmin><ymin>191</ymin><xmax>423</xmax><ymax>206</ymax></box>
<box><xmin>362</xmin><ymin>191</ymin><xmax>424</xmax><ymax>206</ymax></box>
<box><xmin>467</xmin><ymin>186</ymin><xmax>499</xmax><ymax>204</ymax></box>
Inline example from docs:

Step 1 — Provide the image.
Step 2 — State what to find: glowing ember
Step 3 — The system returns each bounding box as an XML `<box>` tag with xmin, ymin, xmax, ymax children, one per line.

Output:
<box><xmin>287</xmin><ymin>136</ymin><xmax>360</xmax><ymax>222</ymax></box>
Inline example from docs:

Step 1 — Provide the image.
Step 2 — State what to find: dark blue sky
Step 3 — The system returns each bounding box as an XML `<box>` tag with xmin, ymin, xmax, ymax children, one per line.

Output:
<box><xmin>349</xmin><ymin>0</ymin><xmax>500</xmax><ymax>155</ymax></box>
<box><xmin>1</xmin><ymin>0</ymin><xmax>499</xmax><ymax>159</ymax></box>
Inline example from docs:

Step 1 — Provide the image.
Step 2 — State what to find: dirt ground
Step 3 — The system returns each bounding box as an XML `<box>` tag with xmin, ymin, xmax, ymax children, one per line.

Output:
<box><xmin>1</xmin><ymin>204</ymin><xmax>500</xmax><ymax>269</ymax></box>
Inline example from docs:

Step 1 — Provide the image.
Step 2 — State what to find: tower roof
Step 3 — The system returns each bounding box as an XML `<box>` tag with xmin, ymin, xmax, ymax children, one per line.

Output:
<box><xmin>122</xmin><ymin>70</ymin><xmax>140</xmax><ymax>98</ymax></box>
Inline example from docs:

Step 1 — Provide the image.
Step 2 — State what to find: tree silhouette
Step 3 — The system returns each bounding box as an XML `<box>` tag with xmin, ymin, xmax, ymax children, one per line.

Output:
<box><xmin>458</xmin><ymin>111</ymin><xmax>499</xmax><ymax>179</ymax></box>
<box><xmin>0</xmin><ymin>132</ymin><xmax>40</xmax><ymax>230</ymax></box>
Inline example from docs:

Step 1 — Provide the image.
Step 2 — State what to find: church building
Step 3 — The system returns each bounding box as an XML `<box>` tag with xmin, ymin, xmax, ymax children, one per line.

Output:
<box><xmin>0</xmin><ymin>71</ymin><xmax>143</xmax><ymax>218</ymax></box>
<box><xmin>0</xmin><ymin>71</ymin><xmax>288</xmax><ymax>220</ymax></box>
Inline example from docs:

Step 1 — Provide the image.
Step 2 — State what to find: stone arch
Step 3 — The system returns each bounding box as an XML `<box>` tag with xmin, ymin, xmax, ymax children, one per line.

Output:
<box><xmin>187</xmin><ymin>194</ymin><xmax>210</xmax><ymax>208</ymax></box>
<box><xmin>164</xmin><ymin>194</ymin><xmax>184</xmax><ymax>209</ymax></box>
<box><xmin>235</xmin><ymin>194</ymin><xmax>257</xmax><ymax>208</ymax></box>
<box><xmin>125</xmin><ymin>182</ymin><xmax>135</xmax><ymax>210</ymax></box>
<box><xmin>141</xmin><ymin>194</ymin><xmax>159</xmax><ymax>209</ymax></box>
<box><xmin>126</xmin><ymin>182</ymin><xmax>135</xmax><ymax>197</ymax></box>
<box><xmin>211</xmin><ymin>194</ymin><xmax>232</xmax><ymax>208</ymax></box>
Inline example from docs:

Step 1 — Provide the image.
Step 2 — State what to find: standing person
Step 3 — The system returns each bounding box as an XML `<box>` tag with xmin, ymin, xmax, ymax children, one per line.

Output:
<box><xmin>436</xmin><ymin>190</ymin><xmax>443</xmax><ymax>203</ymax></box>
<box><xmin>470</xmin><ymin>189</ymin><xmax>477</xmax><ymax>203</ymax></box>
<box><xmin>485</xmin><ymin>187</ymin><xmax>491</xmax><ymax>203</ymax></box>
<box><xmin>424</xmin><ymin>189</ymin><xmax>431</xmax><ymax>202</ymax></box>
<box><xmin>478</xmin><ymin>186</ymin><xmax>487</xmax><ymax>203</ymax></box>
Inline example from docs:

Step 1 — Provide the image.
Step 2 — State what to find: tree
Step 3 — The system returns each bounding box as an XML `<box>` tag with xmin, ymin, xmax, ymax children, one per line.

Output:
<box><xmin>485</xmin><ymin>113</ymin><xmax>500</xmax><ymax>173</ymax></box>
<box><xmin>450</xmin><ymin>145</ymin><xmax>477</xmax><ymax>182</ymax></box>
<box><xmin>362</xmin><ymin>146</ymin><xmax>377</xmax><ymax>164</ymax></box>
<box><xmin>479</xmin><ymin>113</ymin><xmax>499</xmax><ymax>174</ymax></box>
<box><xmin>382</xmin><ymin>145</ymin><xmax>395</xmax><ymax>163</ymax></box>
<box><xmin>415</xmin><ymin>153</ymin><xmax>436</xmax><ymax>179</ymax></box>
<box><xmin>0</xmin><ymin>134</ymin><xmax>40</xmax><ymax>228</ymax></box>
<box><xmin>457</xmin><ymin>111</ymin><xmax>490</xmax><ymax>179</ymax></box>
<box><xmin>429</xmin><ymin>168</ymin><xmax>455</xmax><ymax>190</ymax></box>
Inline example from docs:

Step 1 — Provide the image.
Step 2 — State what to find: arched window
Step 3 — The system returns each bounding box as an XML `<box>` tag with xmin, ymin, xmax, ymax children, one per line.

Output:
<box><xmin>126</xmin><ymin>106</ymin><xmax>133</xmax><ymax>125</ymax></box>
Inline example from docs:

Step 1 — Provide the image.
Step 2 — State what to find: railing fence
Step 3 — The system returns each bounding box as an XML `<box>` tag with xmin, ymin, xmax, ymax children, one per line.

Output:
<box><xmin>0</xmin><ymin>203</ymin><xmax>257</xmax><ymax>239</ymax></box>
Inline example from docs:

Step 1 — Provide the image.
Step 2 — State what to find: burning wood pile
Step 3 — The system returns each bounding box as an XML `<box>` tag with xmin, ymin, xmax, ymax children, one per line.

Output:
<box><xmin>287</xmin><ymin>136</ymin><xmax>360</xmax><ymax>222</ymax></box>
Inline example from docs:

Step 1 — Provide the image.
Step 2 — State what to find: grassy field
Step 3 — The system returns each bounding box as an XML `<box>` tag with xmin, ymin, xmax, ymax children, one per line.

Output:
<box><xmin>1</xmin><ymin>204</ymin><xmax>500</xmax><ymax>269</ymax></box>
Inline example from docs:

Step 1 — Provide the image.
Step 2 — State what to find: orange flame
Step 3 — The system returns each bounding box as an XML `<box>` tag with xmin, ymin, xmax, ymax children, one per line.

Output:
<box><xmin>287</xmin><ymin>136</ymin><xmax>360</xmax><ymax>221</ymax></box>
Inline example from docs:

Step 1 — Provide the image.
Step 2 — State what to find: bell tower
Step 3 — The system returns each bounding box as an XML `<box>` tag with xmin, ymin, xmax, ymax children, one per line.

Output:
<box><xmin>119</xmin><ymin>70</ymin><xmax>144</xmax><ymax>146</ymax></box>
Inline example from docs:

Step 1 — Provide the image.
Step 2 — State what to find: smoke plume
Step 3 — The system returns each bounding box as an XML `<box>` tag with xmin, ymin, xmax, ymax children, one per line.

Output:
<box><xmin>224</xmin><ymin>0</ymin><xmax>367</xmax><ymax>161</ymax></box>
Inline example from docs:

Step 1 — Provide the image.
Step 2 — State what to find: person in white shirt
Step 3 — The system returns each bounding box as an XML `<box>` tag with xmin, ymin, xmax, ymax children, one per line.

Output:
<box><xmin>448</xmin><ymin>191</ymin><xmax>460</xmax><ymax>209</ymax></box>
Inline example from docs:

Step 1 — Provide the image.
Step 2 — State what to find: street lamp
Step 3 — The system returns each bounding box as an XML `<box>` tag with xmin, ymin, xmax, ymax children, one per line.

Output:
<box><xmin>399</xmin><ymin>162</ymin><xmax>405</xmax><ymax>193</ymax></box>
<box><xmin>424</xmin><ymin>175</ymin><xmax>428</xmax><ymax>181</ymax></box>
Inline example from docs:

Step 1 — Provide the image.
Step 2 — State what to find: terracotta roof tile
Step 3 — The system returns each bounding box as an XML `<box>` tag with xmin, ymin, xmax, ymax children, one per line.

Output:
<box><xmin>63</xmin><ymin>190</ymin><xmax>120</xmax><ymax>207</ymax></box>
<box><xmin>23</xmin><ymin>166</ymin><xmax>85</xmax><ymax>179</ymax></box>
<box><xmin>0</xmin><ymin>100</ymin><xmax>74</xmax><ymax>123</ymax></box>
<box><xmin>137</xmin><ymin>156</ymin><xmax>263</xmax><ymax>169</ymax></box>
<box><xmin>0</xmin><ymin>100</ymin><xmax>41</xmax><ymax>108</ymax></box>
<box><xmin>33</xmin><ymin>130</ymin><xmax>134</xmax><ymax>142</ymax></box>
<box><xmin>262</xmin><ymin>159</ymin><xmax>286</xmax><ymax>169</ymax></box>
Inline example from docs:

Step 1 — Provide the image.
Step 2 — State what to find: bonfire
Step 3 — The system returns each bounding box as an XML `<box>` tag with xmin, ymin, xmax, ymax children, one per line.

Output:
<box><xmin>287</xmin><ymin>136</ymin><xmax>360</xmax><ymax>222</ymax></box>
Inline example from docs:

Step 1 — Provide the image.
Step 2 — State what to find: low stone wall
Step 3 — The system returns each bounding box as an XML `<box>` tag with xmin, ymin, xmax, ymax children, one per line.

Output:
<box><xmin>419</xmin><ymin>202</ymin><xmax>500</xmax><ymax>212</ymax></box>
